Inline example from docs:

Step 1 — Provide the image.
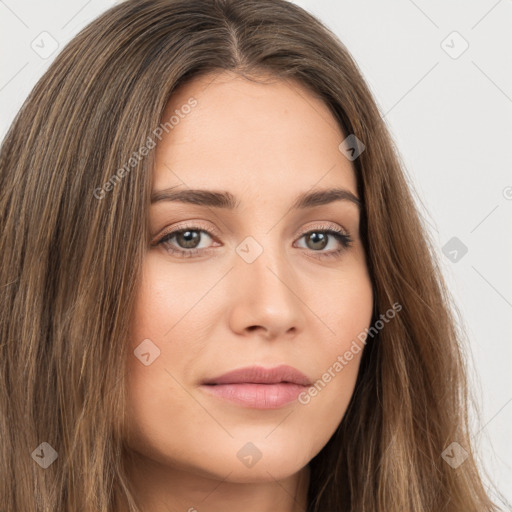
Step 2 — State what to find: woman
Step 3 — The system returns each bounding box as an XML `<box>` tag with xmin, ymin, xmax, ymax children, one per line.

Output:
<box><xmin>0</xmin><ymin>0</ymin><xmax>501</xmax><ymax>510</ymax></box>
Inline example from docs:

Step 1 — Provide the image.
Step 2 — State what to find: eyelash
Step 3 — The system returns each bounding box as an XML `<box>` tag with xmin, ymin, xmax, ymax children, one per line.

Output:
<box><xmin>153</xmin><ymin>223</ymin><xmax>353</xmax><ymax>260</ymax></box>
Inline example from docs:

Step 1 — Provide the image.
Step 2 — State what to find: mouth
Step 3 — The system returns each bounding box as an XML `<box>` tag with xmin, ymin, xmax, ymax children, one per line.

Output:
<box><xmin>200</xmin><ymin>364</ymin><xmax>312</xmax><ymax>409</ymax></box>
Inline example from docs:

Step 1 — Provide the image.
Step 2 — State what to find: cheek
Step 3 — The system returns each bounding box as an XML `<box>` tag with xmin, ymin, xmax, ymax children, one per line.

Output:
<box><xmin>299</xmin><ymin>258</ymin><xmax>373</xmax><ymax>427</ymax></box>
<box><xmin>320</xmin><ymin>254</ymin><xmax>374</xmax><ymax>348</ymax></box>
<box><xmin>123</xmin><ymin>252</ymin><xmax>228</xmax><ymax>457</ymax></box>
<box><xmin>128</xmin><ymin>252</ymin><xmax>203</xmax><ymax>346</ymax></box>
<box><xmin>126</xmin><ymin>254</ymin><xmax>196</xmax><ymax>371</ymax></box>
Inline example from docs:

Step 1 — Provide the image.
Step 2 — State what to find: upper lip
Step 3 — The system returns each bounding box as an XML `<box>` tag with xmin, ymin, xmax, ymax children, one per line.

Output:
<box><xmin>202</xmin><ymin>364</ymin><xmax>311</xmax><ymax>386</ymax></box>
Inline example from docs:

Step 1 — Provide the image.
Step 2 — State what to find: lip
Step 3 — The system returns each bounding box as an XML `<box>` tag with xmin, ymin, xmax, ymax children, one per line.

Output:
<box><xmin>200</xmin><ymin>365</ymin><xmax>311</xmax><ymax>409</ymax></box>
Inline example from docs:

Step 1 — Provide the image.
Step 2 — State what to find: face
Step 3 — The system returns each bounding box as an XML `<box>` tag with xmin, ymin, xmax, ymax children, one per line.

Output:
<box><xmin>124</xmin><ymin>70</ymin><xmax>374</xmax><ymax>484</ymax></box>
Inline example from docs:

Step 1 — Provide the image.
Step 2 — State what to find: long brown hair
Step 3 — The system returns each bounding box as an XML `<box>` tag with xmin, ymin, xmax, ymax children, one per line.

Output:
<box><xmin>0</xmin><ymin>0</ymin><xmax>501</xmax><ymax>510</ymax></box>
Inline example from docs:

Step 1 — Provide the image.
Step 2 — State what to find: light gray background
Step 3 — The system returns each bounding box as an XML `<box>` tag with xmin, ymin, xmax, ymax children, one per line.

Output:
<box><xmin>1</xmin><ymin>0</ymin><xmax>511</xmax><ymax>506</ymax></box>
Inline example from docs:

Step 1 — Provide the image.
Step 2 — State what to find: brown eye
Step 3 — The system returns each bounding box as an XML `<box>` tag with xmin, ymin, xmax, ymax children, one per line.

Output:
<box><xmin>296</xmin><ymin>227</ymin><xmax>353</xmax><ymax>259</ymax></box>
<box><xmin>173</xmin><ymin>230</ymin><xmax>202</xmax><ymax>249</ymax></box>
<box><xmin>155</xmin><ymin>227</ymin><xmax>216</xmax><ymax>258</ymax></box>
<box><xmin>154</xmin><ymin>224</ymin><xmax>352</xmax><ymax>260</ymax></box>
<box><xmin>304</xmin><ymin>232</ymin><xmax>329</xmax><ymax>251</ymax></box>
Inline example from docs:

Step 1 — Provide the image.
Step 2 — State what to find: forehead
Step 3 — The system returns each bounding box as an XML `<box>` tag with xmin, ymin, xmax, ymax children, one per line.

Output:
<box><xmin>154</xmin><ymin>70</ymin><xmax>357</xmax><ymax>199</ymax></box>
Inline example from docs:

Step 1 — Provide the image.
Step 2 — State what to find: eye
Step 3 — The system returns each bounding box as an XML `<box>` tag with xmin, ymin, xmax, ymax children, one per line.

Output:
<box><xmin>153</xmin><ymin>226</ymin><xmax>217</xmax><ymax>258</ymax></box>
<box><xmin>152</xmin><ymin>223</ymin><xmax>353</xmax><ymax>259</ymax></box>
<box><xmin>294</xmin><ymin>225</ymin><xmax>353</xmax><ymax>260</ymax></box>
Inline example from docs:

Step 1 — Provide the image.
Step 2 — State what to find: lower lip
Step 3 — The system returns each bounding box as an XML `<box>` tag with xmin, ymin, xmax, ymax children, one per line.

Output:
<box><xmin>200</xmin><ymin>383</ymin><xmax>307</xmax><ymax>409</ymax></box>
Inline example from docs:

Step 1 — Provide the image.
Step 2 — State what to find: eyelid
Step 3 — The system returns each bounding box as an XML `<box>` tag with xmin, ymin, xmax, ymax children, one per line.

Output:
<box><xmin>151</xmin><ymin>220</ymin><xmax>353</xmax><ymax>258</ymax></box>
<box><xmin>298</xmin><ymin>221</ymin><xmax>349</xmax><ymax>237</ymax></box>
<box><xmin>150</xmin><ymin>220</ymin><xmax>220</xmax><ymax>246</ymax></box>
<box><xmin>152</xmin><ymin>220</ymin><xmax>349</xmax><ymax>241</ymax></box>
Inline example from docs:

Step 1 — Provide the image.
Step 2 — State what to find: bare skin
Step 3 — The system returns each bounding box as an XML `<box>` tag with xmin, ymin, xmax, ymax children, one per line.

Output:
<box><xmin>124</xmin><ymin>70</ymin><xmax>374</xmax><ymax>512</ymax></box>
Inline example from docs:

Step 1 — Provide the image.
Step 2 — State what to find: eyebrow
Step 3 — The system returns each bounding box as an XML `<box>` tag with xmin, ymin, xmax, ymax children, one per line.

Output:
<box><xmin>150</xmin><ymin>187</ymin><xmax>361</xmax><ymax>210</ymax></box>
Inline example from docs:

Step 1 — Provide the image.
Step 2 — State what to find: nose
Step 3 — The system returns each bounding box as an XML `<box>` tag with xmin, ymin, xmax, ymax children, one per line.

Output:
<box><xmin>227</xmin><ymin>237</ymin><xmax>307</xmax><ymax>340</ymax></box>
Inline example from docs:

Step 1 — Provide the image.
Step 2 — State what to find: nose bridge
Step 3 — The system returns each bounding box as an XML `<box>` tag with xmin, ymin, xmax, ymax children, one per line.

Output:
<box><xmin>235</xmin><ymin>230</ymin><xmax>289</xmax><ymax>293</ymax></box>
<box><xmin>229</xmin><ymin>230</ymin><xmax>304</xmax><ymax>336</ymax></box>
